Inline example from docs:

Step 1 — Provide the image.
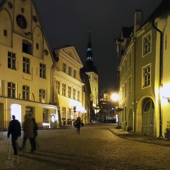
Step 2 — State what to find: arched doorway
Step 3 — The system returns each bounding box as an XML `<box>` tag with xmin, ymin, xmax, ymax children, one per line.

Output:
<box><xmin>142</xmin><ymin>98</ymin><xmax>154</xmax><ymax>136</ymax></box>
<box><xmin>10</xmin><ymin>104</ymin><xmax>22</xmax><ymax>123</ymax></box>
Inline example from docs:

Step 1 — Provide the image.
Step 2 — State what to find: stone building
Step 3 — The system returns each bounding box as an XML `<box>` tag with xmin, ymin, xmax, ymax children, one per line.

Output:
<box><xmin>0</xmin><ymin>0</ymin><xmax>58</xmax><ymax>129</ymax></box>
<box><xmin>53</xmin><ymin>46</ymin><xmax>87</xmax><ymax>126</ymax></box>
<box><xmin>116</xmin><ymin>0</ymin><xmax>170</xmax><ymax>138</ymax></box>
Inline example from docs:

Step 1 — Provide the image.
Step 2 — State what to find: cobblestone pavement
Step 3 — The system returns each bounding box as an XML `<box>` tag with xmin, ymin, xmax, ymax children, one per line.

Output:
<box><xmin>1</xmin><ymin>124</ymin><xmax>170</xmax><ymax>170</ymax></box>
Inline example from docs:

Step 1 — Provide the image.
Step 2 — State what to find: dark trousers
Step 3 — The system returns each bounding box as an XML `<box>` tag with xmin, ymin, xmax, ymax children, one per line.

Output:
<box><xmin>22</xmin><ymin>136</ymin><xmax>34</xmax><ymax>152</ymax></box>
<box><xmin>11</xmin><ymin>135</ymin><xmax>18</xmax><ymax>154</ymax></box>
<box><xmin>32</xmin><ymin>137</ymin><xmax>36</xmax><ymax>151</ymax></box>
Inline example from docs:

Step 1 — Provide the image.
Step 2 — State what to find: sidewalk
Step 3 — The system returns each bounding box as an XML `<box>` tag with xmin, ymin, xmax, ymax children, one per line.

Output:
<box><xmin>109</xmin><ymin>127</ymin><xmax>170</xmax><ymax>147</ymax></box>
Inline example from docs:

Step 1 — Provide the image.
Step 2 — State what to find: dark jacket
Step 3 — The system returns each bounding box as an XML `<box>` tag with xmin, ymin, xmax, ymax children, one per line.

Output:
<box><xmin>8</xmin><ymin>119</ymin><xmax>21</xmax><ymax>137</ymax></box>
<box><xmin>32</xmin><ymin>118</ymin><xmax>38</xmax><ymax>137</ymax></box>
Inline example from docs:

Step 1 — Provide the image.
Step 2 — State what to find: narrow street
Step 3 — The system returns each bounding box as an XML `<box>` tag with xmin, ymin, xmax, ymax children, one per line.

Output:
<box><xmin>1</xmin><ymin>124</ymin><xmax>170</xmax><ymax>170</ymax></box>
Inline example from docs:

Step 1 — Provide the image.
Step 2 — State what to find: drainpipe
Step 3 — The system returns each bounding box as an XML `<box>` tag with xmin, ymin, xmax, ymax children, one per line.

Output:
<box><xmin>152</xmin><ymin>20</ymin><xmax>163</xmax><ymax>138</ymax></box>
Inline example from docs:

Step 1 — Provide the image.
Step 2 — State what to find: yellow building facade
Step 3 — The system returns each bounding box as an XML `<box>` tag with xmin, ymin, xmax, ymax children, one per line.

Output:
<box><xmin>0</xmin><ymin>0</ymin><xmax>58</xmax><ymax>129</ymax></box>
<box><xmin>53</xmin><ymin>46</ymin><xmax>87</xmax><ymax>126</ymax></box>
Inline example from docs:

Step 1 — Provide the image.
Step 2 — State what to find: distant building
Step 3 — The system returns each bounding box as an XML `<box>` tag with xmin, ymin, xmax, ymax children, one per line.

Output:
<box><xmin>82</xmin><ymin>31</ymin><xmax>99</xmax><ymax>120</ymax></box>
<box><xmin>53</xmin><ymin>46</ymin><xmax>87</xmax><ymax>125</ymax></box>
<box><xmin>116</xmin><ymin>0</ymin><xmax>170</xmax><ymax>139</ymax></box>
<box><xmin>0</xmin><ymin>0</ymin><xmax>58</xmax><ymax>129</ymax></box>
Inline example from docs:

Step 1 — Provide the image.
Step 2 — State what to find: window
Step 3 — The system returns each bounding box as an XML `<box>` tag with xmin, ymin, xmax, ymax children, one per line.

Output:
<box><xmin>40</xmin><ymin>63</ymin><xmax>46</xmax><ymax>78</ymax></box>
<box><xmin>4</xmin><ymin>29</ymin><xmax>7</xmax><ymax>36</ymax></box>
<box><xmin>22</xmin><ymin>85</ymin><xmax>30</xmax><ymax>100</ymax></box>
<box><xmin>56</xmin><ymin>81</ymin><xmax>60</xmax><ymax>94</ymax></box>
<box><xmin>62</xmin><ymin>63</ymin><xmax>66</xmax><ymax>73</ymax></box>
<box><xmin>22</xmin><ymin>41</ymin><xmax>32</xmax><ymax>54</ymax></box>
<box><xmin>8</xmin><ymin>52</ymin><xmax>16</xmax><ymax>70</ymax></box>
<box><xmin>73</xmin><ymin>70</ymin><xmax>76</xmax><ymax>78</ymax></box>
<box><xmin>77</xmin><ymin>90</ymin><xmax>80</xmax><ymax>101</ymax></box>
<box><xmin>73</xmin><ymin>88</ymin><xmax>76</xmax><ymax>100</ymax></box>
<box><xmin>68</xmin><ymin>86</ymin><xmax>71</xmax><ymax>98</ymax></box>
<box><xmin>39</xmin><ymin>89</ymin><xmax>45</xmax><ymax>102</ymax></box>
<box><xmin>23</xmin><ymin>57</ymin><xmax>30</xmax><ymax>73</ymax></box>
<box><xmin>142</xmin><ymin>64</ymin><xmax>151</xmax><ymax>87</ymax></box>
<box><xmin>8</xmin><ymin>82</ymin><xmax>15</xmax><ymax>98</ymax></box>
<box><xmin>62</xmin><ymin>84</ymin><xmax>66</xmax><ymax>96</ymax></box>
<box><xmin>143</xmin><ymin>32</ymin><xmax>152</xmax><ymax>56</ymax></box>
<box><xmin>68</xmin><ymin>66</ymin><xmax>72</xmax><ymax>76</ymax></box>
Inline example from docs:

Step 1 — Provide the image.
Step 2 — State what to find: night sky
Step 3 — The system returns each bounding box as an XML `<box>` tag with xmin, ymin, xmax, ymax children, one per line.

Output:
<box><xmin>34</xmin><ymin>0</ymin><xmax>162</xmax><ymax>93</ymax></box>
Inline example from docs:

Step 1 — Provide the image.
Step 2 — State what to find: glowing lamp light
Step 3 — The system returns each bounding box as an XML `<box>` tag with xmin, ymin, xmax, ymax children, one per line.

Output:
<box><xmin>111</xmin><ymin>93</ymin><xmax>119</xmax><ymax>102</ymax></box>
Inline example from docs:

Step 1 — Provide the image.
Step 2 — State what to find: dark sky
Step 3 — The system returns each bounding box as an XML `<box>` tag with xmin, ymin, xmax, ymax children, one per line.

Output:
<box><xmin>34</xmin><ymin>0</ymin><xmax>162</xmax><ymax>92</ymax></box>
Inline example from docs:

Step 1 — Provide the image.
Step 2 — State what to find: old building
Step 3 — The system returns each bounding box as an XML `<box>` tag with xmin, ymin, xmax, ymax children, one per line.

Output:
<box><xmin>0</xmin><ymin>0</ymin><xmax>58</xmax><ymax>129</ymax></box>
<box><xmin>116</xmin><ymin>0</ymin><xmax>170</xmax><ymax>138</ymax></box>
<box><xmin>53</xmin><ymin>46</ymin><xmax>87</xmax><ymax>126</ymax></box>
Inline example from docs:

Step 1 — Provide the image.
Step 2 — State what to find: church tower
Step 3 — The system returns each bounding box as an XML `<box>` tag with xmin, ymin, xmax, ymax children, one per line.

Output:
<box><xmin>83</xmin><ymin>30</ymin><xmax>99</xmax><ymax>116</ymax></box>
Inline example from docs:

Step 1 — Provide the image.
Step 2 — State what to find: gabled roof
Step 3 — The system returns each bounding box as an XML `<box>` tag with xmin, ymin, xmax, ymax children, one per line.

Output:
<box><xmin>55</xmin><ymin>46</ymin><xmax>83</xmax><ymax>66</ymax></box>
<box><xmin>146</xmin><ymin>0</ymin><xmax>170</xmax><ymax>23</ymax></box>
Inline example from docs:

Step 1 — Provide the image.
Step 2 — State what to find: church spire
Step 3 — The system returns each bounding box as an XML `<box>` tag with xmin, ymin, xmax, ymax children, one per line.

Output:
<box><xmin>86</xmin><ymin>29</ymin><xmax>93</xmax><ymax>65</ymax></box>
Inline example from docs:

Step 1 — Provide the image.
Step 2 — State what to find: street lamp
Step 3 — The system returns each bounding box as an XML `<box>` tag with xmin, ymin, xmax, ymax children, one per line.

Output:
<box><xmin>111</xmin><ymin>93</ymin><xmax>119</xmax><ymax>125</ymax></box>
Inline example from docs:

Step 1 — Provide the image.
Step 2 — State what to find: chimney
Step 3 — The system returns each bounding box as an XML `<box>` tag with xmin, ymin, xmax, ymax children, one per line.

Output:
<box><xmin>134</xmin><ymin>10</ymin><xmax>143</xmax><ymax>34</ymax></box>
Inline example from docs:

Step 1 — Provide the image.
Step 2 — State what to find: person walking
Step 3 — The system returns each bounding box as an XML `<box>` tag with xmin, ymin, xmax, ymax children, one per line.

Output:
<box><xmin>22</xmin><ymin>114</ymin><xmax>35</xmax><ymax>154</ymax></box>
<box><xmin>74</xmin><ymin>117</ymin><xmax>84</xmax><ymax>135</ymax></box>
<box><xmin>7</xmin><ymin>115</ymin><xmax>21</xmax><ymax>155</ymax></box>
<box><xmin>32</xmin><ymin>118</ymin><xmax>38</xmax><ymax>151</ymax></box>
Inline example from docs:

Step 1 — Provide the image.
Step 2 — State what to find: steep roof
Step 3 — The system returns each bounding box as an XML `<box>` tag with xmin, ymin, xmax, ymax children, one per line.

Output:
<box><xmin>146</xmin><ymin>0</ymin><xmax>170</xmax><ymax>22</ymax></box>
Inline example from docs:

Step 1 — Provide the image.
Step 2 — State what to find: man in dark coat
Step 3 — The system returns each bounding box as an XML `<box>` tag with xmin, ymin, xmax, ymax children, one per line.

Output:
<box><xmin>7</xmin><ymin>115</ymin><xmax>21</xmax><ymax>155</ymax></box>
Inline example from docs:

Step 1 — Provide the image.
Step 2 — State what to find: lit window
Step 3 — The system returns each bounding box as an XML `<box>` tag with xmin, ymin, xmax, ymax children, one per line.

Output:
<box><xmin>40</xmin><ymin>63</ymin><xmax>46</xmax><ymax>78</ymax></box>
<box><xmin>22</xmin><ymin>85</ymin><xmax>30</xmax><ymax>100</ymax></box>
<box><xmin>68</xmin><ymin>66</ymin><xmax>72</xmax><ymax>76</ymax></box>
<box><xmin>62</xmin><ymin>84</ymin><xmax>66</xmax><ymax>96</ymax></box>
<box><xmin>8</xmin><ymin>82</ymin><xmax>15</xmax><ymax>98</ymax></box>
<box><xmin>23</xmin><ymin>57</ymin><xmax>30</xmax><ymax>73</ymax></box>
<box><xmin>68</xmin><ymin>86</ymin><xmax>71</xmax><ymax>98</ymax></box>
<box><xmin>143</xmin><ymin>32</ymin><xmax>152</xmax><ymax>56</ymax></box>
<box><xmin>56</xmin><ymin>81</ymin><xmax>60</xmax><ymax>94</ymax></box>
<box><xmin>73</xmin><ymin>88</ymin><xmax>76</xmax><ymax>100</ymax></box>
<box><xmin>62</xmin><ymin>63</ymin><xmax>66</xmax><ymax>73</ymax></box>
<box><xmin>142</xmin><ymin>64</ymin><xmax>151</xmax><ymax>87</ymax></box>
<box><xmin>73</xmin><ymin>70</ymin><xmax>76</xmax><ymax>78</ymax></box>
<box><xmin>39</xmin><ymin>89</ymin><xmax>45</xmax><ymax>102</ymax></box>
<box><xmin>8</xmin><ymin>52</ymin><xmax>16</xmax><ymax>70</ymax></box>
<box><xmin>77</xmin><ymin>91</ymin><xmax>80</xmax><ymax>101</ymax></box>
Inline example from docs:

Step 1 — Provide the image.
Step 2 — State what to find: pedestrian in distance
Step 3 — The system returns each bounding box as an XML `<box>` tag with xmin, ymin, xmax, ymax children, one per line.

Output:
<box><xmin>21</xmin><ymin>114</ymin><xmax>35</xmax><ymax>154</ymax></box>
<box><xmin>74</xmin><ymin>117</ymin><xmax>84</xmax><ymax>135</ymax></box>
<box><xmin>32</xmin><ymin>118</ymin><xmax>38</xmax><ymax>151</ymax></box>
<box><xmin>7</xmin><ymin>115</ymin><xmax>21</xmax><ymax>155</ymax></box>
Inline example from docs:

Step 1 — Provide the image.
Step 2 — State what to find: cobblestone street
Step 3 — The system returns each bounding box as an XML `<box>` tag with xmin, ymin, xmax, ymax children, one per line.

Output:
<box><xmin>1</xmin><ymin>124</ymin><xmax>170</xmax><ymax>170</ymax></box>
